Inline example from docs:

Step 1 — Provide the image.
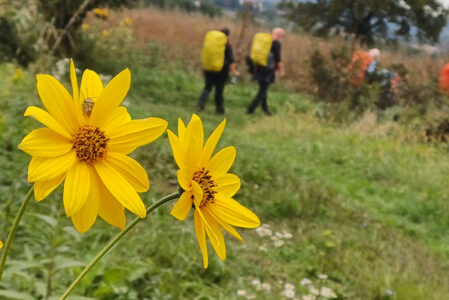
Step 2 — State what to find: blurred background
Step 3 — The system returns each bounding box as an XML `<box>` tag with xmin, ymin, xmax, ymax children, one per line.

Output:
<box><xmin>1</xmin><ymin>0</ymin><xmax>449</xmax><ymax>299</ymax></box>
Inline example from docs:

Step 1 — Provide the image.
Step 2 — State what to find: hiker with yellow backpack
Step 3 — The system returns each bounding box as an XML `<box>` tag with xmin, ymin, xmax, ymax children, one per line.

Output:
<box><xmin>246</xmin><ymin>28</ymin><xmax>285</xmax><ymax>116</ymax></box>
<box><xmin>197</xmin><ymin>28</ymin><xmax>239</xmax><ymax>114</ymax></box>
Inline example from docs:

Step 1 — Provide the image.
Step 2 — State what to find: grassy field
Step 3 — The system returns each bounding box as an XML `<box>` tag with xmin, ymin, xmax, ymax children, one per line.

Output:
<box><xmin>1</xmin><ymin>56</ymin><xmax>449</xmax><ymax>300</ymax></box>
<box><xmin>0</xmin><ymin>8</ymin><xmax>449</xmax><ymax>299</ymax></box>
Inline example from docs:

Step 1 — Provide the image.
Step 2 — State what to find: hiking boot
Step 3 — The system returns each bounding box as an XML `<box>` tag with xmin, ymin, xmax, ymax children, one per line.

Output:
<box><xmin>263</xmin><ymin>110</ymin><xmax>273</xmax><ymax>116</ymax></box>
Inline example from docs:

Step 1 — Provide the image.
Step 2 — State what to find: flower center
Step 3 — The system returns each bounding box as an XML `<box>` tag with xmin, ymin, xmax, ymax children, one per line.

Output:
<box><xmin>72</xmin><ymin>125</ymin><xmax>108</xmax><ymax>164</ymax></box>
<box><xmin>193</xmin><ymin>167</ymin><xmax>217</xmax><ymax>208</ymax></box>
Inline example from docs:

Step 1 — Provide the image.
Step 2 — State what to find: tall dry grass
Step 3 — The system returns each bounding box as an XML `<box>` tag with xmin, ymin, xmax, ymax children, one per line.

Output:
<box><xmin>103</xmin><ymin>8</ymin><xmax>449</xmax><ymax>93</ymax></box>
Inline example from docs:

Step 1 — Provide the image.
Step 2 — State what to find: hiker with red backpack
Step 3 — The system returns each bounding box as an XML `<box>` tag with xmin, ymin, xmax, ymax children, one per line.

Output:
<box><xmin>246</xmin><ymin>28</ymin><xmax>285</xmax><ymax>116</ymax></box>
<box><xmin>196</xmin><ymin>28</ymin><xmax>239</xmax><ymax>115</ymax></box>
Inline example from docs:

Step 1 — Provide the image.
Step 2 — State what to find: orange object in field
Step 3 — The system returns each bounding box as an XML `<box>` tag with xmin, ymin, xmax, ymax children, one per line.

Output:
<box><xmin>439</xmin><ymin>63</ymin><xmax>449</xmax><ymax>95</ymax></box>
<box><xmin>347</xmin><ymin>51</ymin><xmax>373</xmax><ymax>87</ymax></box>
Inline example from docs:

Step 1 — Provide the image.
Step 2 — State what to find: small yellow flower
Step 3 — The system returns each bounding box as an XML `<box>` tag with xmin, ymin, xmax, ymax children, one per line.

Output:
<box><xmin>93</xmin><ymin>8</ymin><xmax>109</xmax><ymax>18</ymax></box>
<box><xmin>13</xmin><ymin>68</ymin><xmax>24</xmax><ymax>81</ymax></box>
<box><xmin>102</xmin><ymin>29</ymin><xmax>109</xmax><ymax>37</ymax></box>
<box><xmin>0</xmin><ymin>240</ymin><xmax>3</xmax><ymax>249</ymax></box>
<box><xmin>81</xmin><ymin>23</ymin><xmax>90</xmax><ymax>31</ymax></box>
<box><xmin>167</xmin><ymin>114</ymin><xmax>260</xmax><ymax>268</ymax></box>
<box><xmin>18</xmin><ymin>60</ymin><xmax>167</xmax><ymax>233</ymax></box>
<box><xmin>123</xmin><ymin>17</ymin><xmax>133</xmax><ymax>26</ymax></box>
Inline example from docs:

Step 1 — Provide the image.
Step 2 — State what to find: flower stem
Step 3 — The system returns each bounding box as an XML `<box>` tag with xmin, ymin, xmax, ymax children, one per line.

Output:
<box><xmin>60</xmin><ymin>191</ymin><xmax>180</xmax><ymax>300</ymax></box>
<box><xmin>0</xmin><ymin>186</ymin><xmax>34</xmax><ymax>281</ymax></box>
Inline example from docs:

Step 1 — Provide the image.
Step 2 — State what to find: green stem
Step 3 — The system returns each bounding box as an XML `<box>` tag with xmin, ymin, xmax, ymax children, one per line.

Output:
<box><xmin>60</xmin><ymin>191</ymin><xmax>180</xmax><ymax>300</ymax></box>
<box><xmin>0</xmin><ymin>186</ymin><xmax>34</xmax><ymax>281</ymax></box>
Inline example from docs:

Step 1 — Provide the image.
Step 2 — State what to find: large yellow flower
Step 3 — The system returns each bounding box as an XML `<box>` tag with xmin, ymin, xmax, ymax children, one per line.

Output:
<box><xmin>167</xmin><ymin>114</ymin><xmax>260</xmax><ymax>268</ymax></box>
<box><xmin>18</xmin><ymin>60</ymin><xmax>167</xmax><ymax>233</ymax></box>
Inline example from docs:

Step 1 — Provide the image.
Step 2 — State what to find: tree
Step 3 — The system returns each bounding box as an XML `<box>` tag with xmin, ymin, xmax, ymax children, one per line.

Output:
<box><xmin>279</xmin><ymin>0</ymin><xmax>448</xmax><ymax>45</ymax></box>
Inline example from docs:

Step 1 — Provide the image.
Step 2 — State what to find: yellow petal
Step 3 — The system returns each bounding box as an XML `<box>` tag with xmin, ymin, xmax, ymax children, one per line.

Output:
<box><xmin>213</xmin><ymin>194</ymin><xmax>260</xmax><ymax>228</ymax></box>
<box><xmin>170</xmin><ymin>191</ymin><xmax>192</xmax><ymax>221</ymax></box>
<box><xmin>191</xmin><ymin>180</ymin><xmax>203</xmax><ymax>208</ymax></box>
<box><xmin>203</xmin><ymin>209</ymin><xmax>226</xmax><ymax>261</ymax></box>
<box><xmin>102</xmin><ymin>107</ymin><xmax>132</xmax><ymax>132</ymax></box>
<box><xmin>63</xmin><ymin>162</ymin><xmax>91</xmax><ymax>217</ymax></box>
<box><xmin>167</xmin><ymin>129</ymin><xmax>185</xmax><ymax>169</ymax></box>
<box><xmin>107</xmin><ymin>118</ymin><xmax>168</xmax><ymax>154</ymax></box>
<box><xmin>0</xmin><ymin>241</ymin><xmax>3</xmax><ymax>249</ymax></box>
<box><xmin>194</xmin><ymin>210</ymin><xmax>208</xmax><ymax>268</ymax></box>
<box><xmin>200</xmin><ymin>119</ymin><xmax>226</xmax><ymax>166</ymax></box>
<box><xmin>104</xmin><ymin>152</ymin><xmax>149</xmax><ymax>192</ymax></box>
<box><xmin>80</xmin><ymin>69</ymin><xmax>103</xmax><ymax>101</ymax></box>
<box><xmin>178</xmin><ymin>117</ymin><xmax>186</xmax><ymax>142</ymax></box>
<box><xmin>214</xmin><ymin>173</ymin><xmax>241</xmax><ymax>197</ymax></box>
<box><xmin>19</xmin><ymin>128</ymin><xmax>72</xmax><ymax>157</ymax></box>
<box><xmin>28</xmin><ymin>151</ymin><xmax>77</xmax><ymax>182</ymax></box>
<box><xmin>71</xmin><ymin>167</ymin><xmax>100</xmax><ymax>233</ymax></box>
<box><xmin>24</xmin><ymin>106</ymin><xmax>72</xmax><ymax>139</ymax></box>
<box><xmin>208</xmin><ymin>207</ymin><xmax>243</xmax><ymax>242</ymax></box>
<box><xmin>185</xmin><ymin>114</ymin><xmax>204</xmax><ymax>148</ymax></box>
<box><xmin>36</xmin><ymin>74</ymin><xmax>78</xmax><ymax>133</ymax></box>
<box><xmin>206</xmin><ymin>146</ymin><xmax>236</xmax><ymax>176</ymax></box>
<box><xmin>33</xmin><ymin>174</ymin><xmax>65</xmax><ymax>201</ymax></box>
<box><xmin>89</xmin><ymin>68</ymin><xmax>130</xmax><ymax>127</ymax></box>
<box><xmin>70</xmin><ymin>59</ymin><xmax>83</xmax><ymax>124</ymax></box>
<box><xmin>94</xmin><ymin>160</ymin><xmax>146</xmax><ymax>218</ymax></box>
<box><xmin>184</xmin><ymin>134</ymin><xmax>201</xmax><ymax>172</ymax></box>
<box><xmin>196</xmin><ymin>206</ymin><xmax>218</xmax><ymax>246</ymax></box>
<box><xmin>97</xmin><ymin>178</ymin><xmax>126</xmax><ymax>229</ymax></box>
<box><xmin>177</xmin><ymin>169</ymin><xmax>192</xmax><ymax>191</ymax></box>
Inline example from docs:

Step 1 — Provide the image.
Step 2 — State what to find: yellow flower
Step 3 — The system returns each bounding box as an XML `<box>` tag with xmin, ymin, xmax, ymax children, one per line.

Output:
<box><xmin>93</xmin><ymin>8</ymin><xmax>109</xmax><ymax>18</ymax></box>
<box><xmin>102</xmin><ymin>29</ymin><xmax>109</xmax><ymax>37</ymax></box>
<box><xmin>167</xmin><ymin>114</ymin><xmax>260</xmax><ymax>268</ymax></box>
<box><xmin>81</xmin><ymin>23</ymin><xmax>90</xmax><ymax>31</ymax></box>
<box><xmin>18</xmin><ymin>60</ymin><xmax>167</xmax><ymax>233</ymax></box>
<box><xmin>0</xmin><ymin>240</ymin><xmax>3</xmax><ymax>249</ymax></box>
<box><xmin>13</xmin><ymin>68</ymin><xmax>24</xmax><ymax>81</ymax></box>
<box><xmin>123</xmin><ymin>17</ymin><xmax>133</xmax><ymax>26</ymax></box>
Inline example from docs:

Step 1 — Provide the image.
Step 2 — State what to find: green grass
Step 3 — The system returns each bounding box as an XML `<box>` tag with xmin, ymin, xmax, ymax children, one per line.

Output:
<box><xmin>1</xmin><ymin>54</ymin><xmax>449</xmax><ymax>300</ymax></box>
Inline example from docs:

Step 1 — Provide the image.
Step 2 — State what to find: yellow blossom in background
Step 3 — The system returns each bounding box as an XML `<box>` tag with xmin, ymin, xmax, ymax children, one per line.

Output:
<box><xmin>0</xmin><ymin>240</ymin><xmax>3</xmax><ymax>249</ymax></box>
<box><xmin>12</xmin><ymin>68</ymin><xmax>24</xmax><ymax>81</ymax></box>
<box><xmin>81</xmin><ymin>23</ymin><xmax>90</xmax><ymax>31</ymax></box>
<box><xmin>102</xmin><ymin>29</ymin><xmax>109</xmax><ymax>37</ymax></box>
<box><xmin>123</xmin><ymin>17</ymin><xmax>134</xmax><ymax>26</ymax></box>
<box><xmin>18</xmin><ymin>60</ymin><xmax>167</xmax><ymax>233</ymax></box>
<box><xmin>167</xmin><ymin>114</ymin><xmax>260</xmax><ymax>268</ymax></box>
<box><xmin>93</xmin><ymin>8</ymin><xmax>109</xmax><ymax>18</ymax></box>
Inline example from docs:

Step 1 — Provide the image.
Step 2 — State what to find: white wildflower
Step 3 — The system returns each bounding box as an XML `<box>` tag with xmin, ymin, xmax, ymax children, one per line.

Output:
<box><xmin>259</xmin><ymin>245</ymin><xmax>268</xmax><ymax>252</ymax></box>
<box><xmin>247</xmin><ymin>294</ymin><xmax>257</xmax><ymax>300</ymax></box>
<box><xmin>258</xmin><ymin>283</ymin><xmax>271</xmax><ymax>291</ymax></box>
<box><xmin>318</xmin><ymin>274</ymin><xmax>328</xmax><ymax>280</ymax></box>
<box><xmin>251</xmin><ymin>279</ymin><xmax>261</xmax><ymax>286</ymax></box>
<box><xmin>276</xmin><ymin>231</ymin><xmax>284</xmax><ymax>238</ymax></box>
<box><xmin>237</xmin><ymin>290</ymin><xmax>247</xmax><ymax>296</ymax></box>
<box><xmin>309</xmin><ymin>287</ymin><xmax>320</xmax><ymax>295</ymax></box>
<box><xmin>282</xmin><ymin>289</ymin><xmax>295</xmax><ymax>298</ymax></box>
<box><xmin>320</xmin><ymin>287</ymin><xmax>337</xmax><ymax>298</ymax></box>
<box><xmin>283</xmin><ymin>231</ymin><xmax>293</xmax><ymax>239</ymax></box>
<box><xmin>274</xmin><ymin>240</ymin><xmax>285</xmax><ymax>248</ymax></box>
<box><xmin>300</xmin><ymin>278</ymin><xmax>312</xmax><ymax>286</ymax></box>
<box><xmin>284</xmin><ymin>283</ymin><xmax>295</xmax><ymax>290</ymax></box>
<box><xmin>302</xmin><ymin>295</ymin><xmax>316</xmax><ymax>300</ymax></box>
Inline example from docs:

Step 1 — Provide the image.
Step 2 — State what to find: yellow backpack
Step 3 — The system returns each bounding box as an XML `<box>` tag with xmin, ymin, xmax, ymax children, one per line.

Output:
<box><xmin>202</xmin><ymin>31</ymin><xmax>227</xmax><ymax>72</ymax></box>
<box><xmin>250</xmin><ymin>33</ymin><xmax>272</xmax><ymax>67</ymax></box>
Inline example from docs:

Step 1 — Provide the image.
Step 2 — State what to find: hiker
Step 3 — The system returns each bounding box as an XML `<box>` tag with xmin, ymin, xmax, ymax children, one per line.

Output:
<box><xmin>247</xmin><ymin>27</ymin><xmax>285</xmax><ymax>116</ymax></box>
<box><xmin>376</xmin><ymin>65</ymin><xmax>403</xmax><ymax>109</ymax></box>
<box><xmin>197</xmin><ymin>28</ymin><xmax>239</xmax><ymax>114</ymax></box>
<box><xmin>439</xmin><ymin>63</ymin><xmax>449</xmax><ymax>96</ymax></box>
<box><xmin>347</xmin><ymin>48</ymin><xmax>381</xmax><ymax>87</ymax></box>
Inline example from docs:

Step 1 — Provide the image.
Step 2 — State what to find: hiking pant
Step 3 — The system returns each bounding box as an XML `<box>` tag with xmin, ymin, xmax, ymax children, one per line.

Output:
<box><xmin>247</xmin><ymin>81</ymin><xmax>271</xmax><ymax>113</ymax></box>
<box><xmin>197</xmin><ymin>71</ymin><xmax>227</xmax><ymax>114</ymax></box>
